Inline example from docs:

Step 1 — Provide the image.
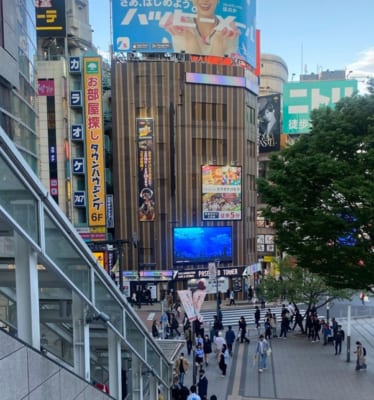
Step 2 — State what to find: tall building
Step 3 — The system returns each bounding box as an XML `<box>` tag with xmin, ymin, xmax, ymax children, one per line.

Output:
<box><xmin>110</xmin><ymin>0</ymin><xmax>259</xmax><ymax>299</ymax></box>
<box><xmin>256</xmin><ymin>53</ymin><xmax>288</xmax><ymax>281</ymax></box>
<box><xmin>0</xmin><ymin>0</ymin><xmax>38</xmax><ymax>172</ymax></box>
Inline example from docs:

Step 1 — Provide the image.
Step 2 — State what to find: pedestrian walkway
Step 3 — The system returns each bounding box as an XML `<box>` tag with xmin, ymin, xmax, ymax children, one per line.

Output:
<box><xmin>136</xmin><ymin>301</ymin><xmax>374</xmax><ymax>399</ymax></box>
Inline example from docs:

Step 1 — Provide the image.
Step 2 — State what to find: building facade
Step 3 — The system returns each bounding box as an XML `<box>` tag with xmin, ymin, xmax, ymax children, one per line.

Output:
<box><xmin>0</xmin><ymin>0</ymin><xmax>38</xmax><ymax>172</ymax></box>
<box><xmin>111</xmin><ymin>57</ymin><xmax>259</xmax><ymax>298</ymax></box>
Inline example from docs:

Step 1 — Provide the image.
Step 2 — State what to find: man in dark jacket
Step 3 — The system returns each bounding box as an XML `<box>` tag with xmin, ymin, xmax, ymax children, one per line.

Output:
<box><xmin>197</xmin><ymin>369</ymin><xmax>208</xmax><ymax>400</ymax></box>
<box><xmin>254</xmin><ymin>306</ymin><xmax>261</xmax><ymax>329</ymax></box>
<box><xmin>225</xmin><ymin>325</ymin><xmax>236</xmax><ymax>355</ymax></box>
<box><xmin>335</xmin><ymin>325</ymin><xmax>345</xmax><ymax>355</ymax></box>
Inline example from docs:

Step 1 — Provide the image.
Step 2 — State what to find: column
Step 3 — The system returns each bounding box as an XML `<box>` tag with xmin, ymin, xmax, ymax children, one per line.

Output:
<box><xmin>108</xmin><ymin>328</ymin><xmax>122</xmax><ymax>399</ymax></box>
<box><xmin>15</xmin><ymin>233</ymin><xmax>40</xmax><ymax>348</ymax></box>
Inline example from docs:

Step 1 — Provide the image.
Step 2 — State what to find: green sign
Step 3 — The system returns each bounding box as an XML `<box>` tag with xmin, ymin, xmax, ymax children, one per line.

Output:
<box><xmin>283</xmin><ymin>80</ymin><xmax>358</xmax><ymax>134</ymax></box>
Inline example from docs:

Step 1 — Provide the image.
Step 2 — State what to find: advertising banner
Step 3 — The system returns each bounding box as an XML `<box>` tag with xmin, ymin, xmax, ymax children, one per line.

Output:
<box><xmin>112</xmin><ymin>0</ymin><xmax>256</xmax><ymax>68</ymax></box>
<box><xmin>178</xmin><ymin>288</ymin><xmax>206</xmax><ymax>321</ymax></box>
<box><xmin>137</xmin><ymin>118</ymin><xmax>155</xmax><ymax>221</ymax></box>
<box><xmin>202</xmin><ymin>165</ymin><xmax>242</xmax><ymax>220</ymax></box>
<box><xmin>83</xmin><ymin>57</ymin><xmax>106</xmax><ymax>227</ymax></box>
<box><xmin>258</xmin><ymin>94</ymin><xmax>281</xmax><ymax>153</ymax></box>
<box><xmin>36</xmin><ymin>0</ymin><xmax>66</xmax><ymax>37</ymax></box>
<box><xmin>283</xmin><ymin>80</ymin><xmax>358</xmax><ymax>134</ymax></box>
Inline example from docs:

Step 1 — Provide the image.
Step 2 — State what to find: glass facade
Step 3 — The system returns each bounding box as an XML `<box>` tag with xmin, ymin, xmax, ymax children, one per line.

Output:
<box><xmin>0</xmin><ymin>0</ymin><xmax>38</xmax><ymax>172</ymax></box>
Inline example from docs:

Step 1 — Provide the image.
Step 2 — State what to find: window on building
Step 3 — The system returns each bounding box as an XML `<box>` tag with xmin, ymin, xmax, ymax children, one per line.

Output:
<box><xmin>192</xmin><ymin>102</ymin><xmax>227</xmax><ymax>122</ymax></box>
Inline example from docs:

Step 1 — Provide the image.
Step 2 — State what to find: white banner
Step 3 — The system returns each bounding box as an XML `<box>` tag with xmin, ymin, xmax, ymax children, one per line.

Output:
<box><xmin>177</xmin><ymin>288</ymin><xmax>207</xmax><ymax>321</ymax></box>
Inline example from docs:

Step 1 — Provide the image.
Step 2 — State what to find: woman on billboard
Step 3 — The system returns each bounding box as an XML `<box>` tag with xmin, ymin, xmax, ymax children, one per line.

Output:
<box><xmin>161</xmin><ymin>0</ymin><xmax>240</xmax><ymax>57</ymax></box>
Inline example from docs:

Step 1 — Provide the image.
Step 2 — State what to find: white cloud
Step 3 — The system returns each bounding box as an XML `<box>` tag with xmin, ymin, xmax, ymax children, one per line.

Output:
<box><xmin>347</xmin><ymin>47</ymin><xmax>374</xmax><ymax>78</ymax></box>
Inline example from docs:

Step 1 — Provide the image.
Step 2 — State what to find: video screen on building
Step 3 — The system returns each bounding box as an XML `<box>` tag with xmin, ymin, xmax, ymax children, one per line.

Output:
<box><xmin>173</xmin><ymin>226</ymin><xmax>233</xmax><ymax>265</ymax></box>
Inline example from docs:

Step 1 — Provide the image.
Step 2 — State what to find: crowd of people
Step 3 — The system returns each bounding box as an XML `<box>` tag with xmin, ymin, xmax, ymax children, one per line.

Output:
<box><xmin>152</xmin><ymin>297</ymin><xmax>368</xmax><ymax>399</ymax></box>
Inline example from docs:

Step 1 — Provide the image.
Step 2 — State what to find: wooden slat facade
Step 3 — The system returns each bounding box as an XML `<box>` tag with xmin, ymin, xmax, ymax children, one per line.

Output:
<box><xmin>111</xmin><ymin>60</ymin><xmax>258</xmax><ymax>279</ymax></box>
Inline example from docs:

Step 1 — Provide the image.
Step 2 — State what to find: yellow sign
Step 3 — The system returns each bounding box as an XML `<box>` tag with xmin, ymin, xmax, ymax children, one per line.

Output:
<box><xmin>83</xmin><ymin>57</ymin><xmax>106</xmax><ymax>227</ymax></box>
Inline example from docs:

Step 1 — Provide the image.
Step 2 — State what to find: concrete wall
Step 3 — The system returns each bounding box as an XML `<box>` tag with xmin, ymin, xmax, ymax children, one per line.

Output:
<box><xmin>0</xmin><ymin>329</ymin><xmax>111</xmax><ymax>400</ymax></box>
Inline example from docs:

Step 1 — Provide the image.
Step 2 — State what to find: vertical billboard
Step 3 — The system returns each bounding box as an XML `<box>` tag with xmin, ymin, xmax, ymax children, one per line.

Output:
<box><xmin>83</xmin><ymin>56</ymin><xmax>106</xmax><ymax>227</ymax></box>
<box><xmin>35</xmin><ymin>0</ymin><xmax>66</xmax><ymax>37</ymax></box>
<box><xmin>137</xmin><ymin>118</ymin><xmax>155</xmax><ymax>221</ymax></box>
<box><xmin>112</xmin><ymin>0</ymin><xmax>256</xmax><ymax>68</ymax></box>
<box><xmin>283</xmin><ymin>80</ymin><xmax>358</xmax><ymax>134</ymax></box>
<box><xmin>202</xmin><ymin>165</ymin><xmax>242</xmax><ymax>220</ymax></box>
<box><xmin>258</xmin><ymin>94</ymin><xmax>281</xmax><ymax>153</ymax></box>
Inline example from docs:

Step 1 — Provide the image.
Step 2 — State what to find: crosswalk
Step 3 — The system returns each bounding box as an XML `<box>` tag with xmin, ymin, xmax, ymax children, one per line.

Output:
<box><xmin>199</xmin><ymin>305</ymin><xmax>306</xmax><ymax>328</ymax></box>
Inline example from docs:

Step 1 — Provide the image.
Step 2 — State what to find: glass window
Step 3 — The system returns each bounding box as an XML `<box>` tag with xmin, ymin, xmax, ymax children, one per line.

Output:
<box><xmin>146</xmin><ymin>342</ymin><xmax>161</xmax><ymax>376</ymax></box>
<box><xmin>0</xmin><ymin>156</ymin><xmax>38</xmax><ymax>243</ymax></box>
<box><xmin>125</xmin><ymin>313</ymin><xmax>145</xmax><ymax>358</ymax></box>
<box><xmin>44</xmin><ymin>212</ymin><xmax>91</xmax><ymax>298</ymax></box>
<box><xmin>94</xmin><ymin>275</ymin><xmax>123</xmax><ymax>335</ymax></box>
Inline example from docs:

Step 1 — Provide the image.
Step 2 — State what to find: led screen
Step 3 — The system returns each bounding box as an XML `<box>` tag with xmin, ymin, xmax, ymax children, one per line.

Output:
<box><xmin>173</xmin><ymin>226</ymin><xmax>232</xmax><ymax>265</ymax></box>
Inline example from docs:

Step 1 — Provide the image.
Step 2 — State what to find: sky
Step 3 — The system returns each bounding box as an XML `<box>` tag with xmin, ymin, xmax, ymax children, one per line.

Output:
<box><xmin>89</xmin><ymin>0</ymin><xmax>374</xmax><ymax>82</ymax></box>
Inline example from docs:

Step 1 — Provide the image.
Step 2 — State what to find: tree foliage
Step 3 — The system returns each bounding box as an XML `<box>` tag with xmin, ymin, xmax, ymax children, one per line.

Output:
<box><xmin>367</xmin><ymin>78</ymin><xmax>374</xmax><ymax>95</ymax></box>
<box><xmin>258</xmin><ymin>95</ymin><xmax>374</xmax><ymax>290</ymax></box>
<box><xmin>259</xmin><ymin>258</ymin><xmax>352</xmax><ymax>315</ymax></box>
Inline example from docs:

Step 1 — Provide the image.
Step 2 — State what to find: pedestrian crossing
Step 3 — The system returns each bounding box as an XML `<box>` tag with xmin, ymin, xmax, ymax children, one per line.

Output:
<box><xmin>199</xmin><ymin>305</ymin><xmax>306</xmax><ymax>328</ymax></box>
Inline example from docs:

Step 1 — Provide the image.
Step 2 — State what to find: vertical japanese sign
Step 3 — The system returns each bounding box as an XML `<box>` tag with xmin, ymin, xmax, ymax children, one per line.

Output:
<box><xmin>202</xmin><ymin>165</ymin><xmax>242</xmax><ymax>220</ymax></box>
<box><xmin>83</xmin><ymin>56</ymin><xmax>106</xmax><ymax>227</ymax></box>
<box><xmin>137</xmin><ymin>118</ymin><xmax>155</xmax><ymax>222</ymax></box>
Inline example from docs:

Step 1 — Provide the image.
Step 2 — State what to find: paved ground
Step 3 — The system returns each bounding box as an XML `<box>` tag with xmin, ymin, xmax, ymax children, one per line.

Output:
<box><xmin>136</xmin><ymin>301</ymin><xmax>374</xmax><ymax>400</ymax></box>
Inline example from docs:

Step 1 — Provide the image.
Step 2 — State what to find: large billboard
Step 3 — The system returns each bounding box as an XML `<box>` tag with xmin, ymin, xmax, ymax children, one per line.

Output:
<box><xmin>202</xmin><ymin>165</ymin><xmax>242</xmax><ymax>220</ymax></box>
<box><xmin>283</xmin><ymin>80</ymin><xmax>358</xmax><ymax>134</ymax></box>
<box><xmin>83</xmin><ymin>57</ymin><xmax>106</xmax><ymax>227</ymax></box>
<box><xmin>112</xmin><ymin>0</ymin><xmax>257</xmax><ymax>68</ymax></box>
<box><xmin>258</xmin><ymin>94</ymin><xmax>281</xmax><ymax>153</ymax></box>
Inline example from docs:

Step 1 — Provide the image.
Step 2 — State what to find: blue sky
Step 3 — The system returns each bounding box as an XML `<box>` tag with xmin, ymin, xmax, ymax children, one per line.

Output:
<box><xmin>90</xmin><ymin>0</ymin><xmax>374</xmax><ymax>82</ymax></box>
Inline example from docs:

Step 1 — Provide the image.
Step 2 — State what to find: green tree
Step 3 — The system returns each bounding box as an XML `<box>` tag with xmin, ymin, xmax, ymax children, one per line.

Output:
<box><xmin>258</xmin><ymin>95</ymin><xmax>374</xmax><ymax>290</ymax></box>
<box><xmin>259</xmin><ymin>257</ymin><xmax>352</xmax><ymax>316</ymax></box>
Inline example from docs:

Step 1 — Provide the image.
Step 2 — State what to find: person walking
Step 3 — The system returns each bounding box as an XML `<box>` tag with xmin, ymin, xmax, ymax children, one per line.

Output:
<box><xmin>279</xmin><ymin>315</ymin><xmax>288</xmax><ymax>339</ymax></box>
<box><xmin>195</xmin><ymin>342</ymin><xmax>205</xmax><ymax>369</ymax></box>
<box><xmin>238</xmin><ymin>316</ymin><xmax>250</xmax><ymax>343</ymax></box>
<box><xmin>292</xmin><ymin>308</ymin><xmax>305</xmax><ymax>334</ymax></box>
<box><xmin>225</xmin><ymin>325</ymin><xmax>236</xmax><ymax>356</ymax></box>
<box><xmin>218</xmin><ymin>343</ymin><xmax>229</xmax><ymax>377</ymax></box>
<box><xmin>175</xmin><ymin>353</ymin><xmax>189</xmax><ymax>386</ymax></box>
<box><xmin>254</xmin><ymin>306</ymin><xmax>261</xmax><ymax>331</ymax></box>
<box><xmin>203</xmin><ymin>334</ymin><xmax>212</xmax><ymax>366</ymax></box>
<box><xmin>170</xmin><ymin>313</ymin><xmax>181</xmax><ymax>338</ymax></box>
<box><xmin>255</xmin><ymin>334</ymin><xmax>270</xmax><ymax>373</ymax></box>
<box><xmin>354</xmin><ymin>341</ymin><xmax>367</xmax><ymax>371</ymax></box>
<box><xmin>334</xmin><ymin>325</ymin><xmax>345</xmax><ymax>355</ymax></box>
<box><xmin>197</xmin><ymin>369</ymin><xmax>208</xmax><ymax>400</ymax></box>
<box><xmin>229</xmin><ymin>290</ymin><xmax>235</xmax><ymax>305</ymax></box>
<box><xmin>152</xmin><ymin>319</ymin><xmax>160</xmax><ymax>338</ymax></box>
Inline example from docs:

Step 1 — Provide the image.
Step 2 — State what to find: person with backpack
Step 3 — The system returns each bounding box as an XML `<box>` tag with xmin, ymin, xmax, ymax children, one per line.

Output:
<box><xmin>354</xmin><ymin>341</ymin><xmax>367</xmax><ymax>371</ymax></box>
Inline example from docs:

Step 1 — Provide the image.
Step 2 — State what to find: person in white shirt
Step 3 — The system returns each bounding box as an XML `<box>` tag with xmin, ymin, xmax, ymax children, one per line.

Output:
<box><xmin>213</xmin><ymin>331</ymin><xmax>225</xmax><ymax>358</ymax></box>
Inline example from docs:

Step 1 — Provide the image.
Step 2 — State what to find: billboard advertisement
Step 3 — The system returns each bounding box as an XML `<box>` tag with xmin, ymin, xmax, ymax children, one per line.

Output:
<box><xmin>35</xmin><ymin>0</ymin><xmax>66</xmax><ymax>37</ymax></box>
<box><xmin>258</xmin><ymin>94</ymin><xmax>281</xmax><ymax>153</ymax></box>
<box><xmin>283</xmin><ymin>80</ymin><xmax>358</xmax><ymax>134</ymax></box>
<box><xmin>137</xmin><ymin>118</ymin><xmax>155</xmax><ymax>221</ymax></box>
<box><xmin>202</xmin><ymin>165</ymin><xmax>241</xmax><ymax>220</ymax></box>
<box><xmin>83</xmin><ymin>57</ymin><xmax>106</xmax><ymax>227</ymax></box>
<box><xmin>112</xmin><ymin>0</ymin><xmax>257</xmax><ymax>68</ymax></box>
